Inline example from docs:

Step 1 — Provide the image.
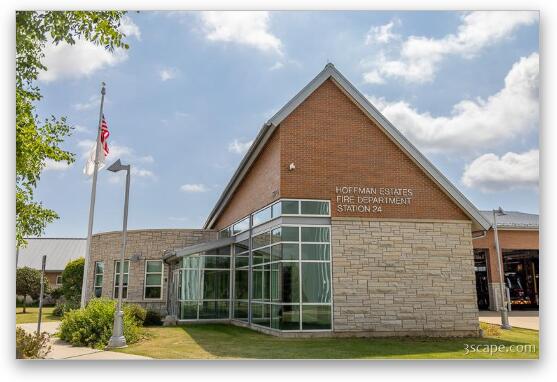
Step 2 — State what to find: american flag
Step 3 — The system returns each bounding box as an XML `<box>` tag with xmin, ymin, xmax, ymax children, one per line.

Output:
<box><xmin>100</xmin><ymin>115</ymin><xmax>110</xmax><ymax>156</ymax></box>
<box><xmin>83</xmin><ymin>115</ymin><xmax>110</xmax><ymax>176</ymax></box>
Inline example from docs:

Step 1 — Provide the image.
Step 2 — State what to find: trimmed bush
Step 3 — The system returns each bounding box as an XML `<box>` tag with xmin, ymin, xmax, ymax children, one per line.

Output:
<box><xmin>61</xmin><ymin>257</ymin><xmax>84</xmax><ymax>307</ymax></box>
<box><xmin>59</xmin><ymin>298</ymin><xmax>142</xmax><ymax>349</ymax></box>
<box><xmin>52</xmin><ymin>301</ymin><xmax>78</xmax><ymax>317</ymax></box>
<box><xmin>124</xmin><ymin>303</ymin><xmax>147</xmax><ymax>325</ymax></box>
<box><xmin>144</xmin><ymin>310</ymin><xmax>163</xmax><ymax>326</ymax></box>
<box><xmin>16</xmin><ymin>328</ymin><xmax>51</xmax><ymax>359</ymax></box>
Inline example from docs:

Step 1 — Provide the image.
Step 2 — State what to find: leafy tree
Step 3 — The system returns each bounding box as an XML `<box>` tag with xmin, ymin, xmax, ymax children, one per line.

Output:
<box><xmin>16</xmin><ymin>267</ymin><xmax>49</xmax><ymax>313</ymax></box>
<box><xmin>61</xmin><ymin>257</ymin><xmax>85</xmax><ymax>307</ymax></box>
<box><xmin>16</xmin><ymin>11</ymin><xmax>130</xmax><ymax>247</ymax></box>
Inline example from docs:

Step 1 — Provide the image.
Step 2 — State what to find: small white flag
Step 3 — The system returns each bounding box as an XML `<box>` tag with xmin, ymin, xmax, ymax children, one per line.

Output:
<box><xmin>83</xmin><ymin>115</ymin><xmax>110</xmax><ymax>176</ymax></box>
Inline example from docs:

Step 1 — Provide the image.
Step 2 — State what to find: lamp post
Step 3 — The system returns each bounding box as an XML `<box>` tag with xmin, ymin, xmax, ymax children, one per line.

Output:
<box><xmin>493</xmin><ymin>207</ymin><xmax>512</xmax><ymax>330</ymax></box>
<box><xmin>106</xmin><ymin>159</ymin><xmax>131</xmax><ymax>348</ymax></box>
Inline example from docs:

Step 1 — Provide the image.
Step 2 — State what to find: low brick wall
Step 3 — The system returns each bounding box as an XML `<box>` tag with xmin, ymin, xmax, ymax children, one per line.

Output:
<box><xmin>331</xmin><ymin>218</ymin><xmax>479</xmax><ymax>337</ymax></box>
<box><xmin>85</xmin><ymin>228</ymin><xmax>217</xmax><ymax>315</ymax></box>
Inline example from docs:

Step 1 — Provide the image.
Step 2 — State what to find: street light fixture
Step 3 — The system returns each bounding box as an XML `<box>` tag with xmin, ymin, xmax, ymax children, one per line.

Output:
<box><xmin>493</xmin><ymin>207</ymin><xmax>512</xmax><ymax>330</ymax></box>
<box><xmin>106</xmin><ymin>159</ymin><xmax>131</xmax><ymax>348</ymax></box>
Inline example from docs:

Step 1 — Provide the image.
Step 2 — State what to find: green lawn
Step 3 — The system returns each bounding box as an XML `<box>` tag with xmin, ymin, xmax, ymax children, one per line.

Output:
<box><xmin>116</xmin><ymin>322</ymin><xmax>539</xmax><ymax>360</ymax></box>
<box><xmin>16</xmin><ymin>307</ymin><xmax>59</xmax><ymax>325</ymax></box>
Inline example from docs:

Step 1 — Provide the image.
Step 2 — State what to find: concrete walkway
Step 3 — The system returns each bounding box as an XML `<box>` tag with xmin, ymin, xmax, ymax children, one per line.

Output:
<box><xmin>479</xmin><ymin>310</ymin><xmax>539</xmax><ymax>330</ymax></box>
<box><xmin>17</xmin><ymin>322</ymin><xmax>150</xmax><ymax>360</ymax></box>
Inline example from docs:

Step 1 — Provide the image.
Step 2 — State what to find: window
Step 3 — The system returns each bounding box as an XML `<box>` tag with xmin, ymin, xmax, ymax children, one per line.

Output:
<box><xmin>56</xmin><ymin>275</ymin><xmax>63</xmax><ymax>286</ymax></box>
<box><xmin>113</xmin><ymin>260</ymin><xmax>129</xmax><ymax>299</ymax></box>
<box><xmin>177</xmin><ymin>248</ymin><xmax>232</xmax><ymax>320</ymax></box>
<box><xmin>300</xmin><ymin>200</ymin><xmax>329</xmax><ymax>215</ymax></box>
<box><xmin>93</xmin><ymin>261</ymin><xmax>104</xmax><ymax>298</ymax></box>
<box><xmin>233</xmin><ymin>217</ymin><xmax>250</xmax><ymax>234</ymax></box>
<box><xmin>144</xmin><ymin>260</ymin><xmax>163</xmax><ymax>299</ymax></box>
<box><xmin>242</xmin><ymin>224</ymin><xmax>332</xmax><ymax>332</ymax></box>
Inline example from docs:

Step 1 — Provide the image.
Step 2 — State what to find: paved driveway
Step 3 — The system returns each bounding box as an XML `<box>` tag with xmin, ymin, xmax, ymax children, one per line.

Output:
<box><xmin>479</xmin><ymin>310</ymin><xmax>539</xmax><ymax>330</ymax></box>
<box><xmin>17</xmin><ymin>322</ymin><xmax>150</xmax><ymax>360</ymax></box>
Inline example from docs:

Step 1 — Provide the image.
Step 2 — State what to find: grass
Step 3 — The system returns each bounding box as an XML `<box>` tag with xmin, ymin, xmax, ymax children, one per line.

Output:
<box><xmin>16</xmin><ymin>307</ymin><xmax>59</xmax><ymax>325</ymax></box>
<box><xmin>116</xmin><ymin>322</ymin><xmax>539</xmax><ymax>360</ymax></box>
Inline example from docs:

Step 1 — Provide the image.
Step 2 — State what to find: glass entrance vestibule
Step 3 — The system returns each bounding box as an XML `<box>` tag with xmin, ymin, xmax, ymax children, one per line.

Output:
<box><xmin>170</xmin><ymin>199</ymin><xmax>333</xmax><ymax>333</ymax></box>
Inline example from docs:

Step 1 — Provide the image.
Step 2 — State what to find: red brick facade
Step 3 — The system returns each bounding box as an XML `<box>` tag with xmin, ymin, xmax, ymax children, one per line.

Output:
<box><xmin>214</xmin><ymin>78</ymin><xmax>470</xmax><ymax>229</ymax></box>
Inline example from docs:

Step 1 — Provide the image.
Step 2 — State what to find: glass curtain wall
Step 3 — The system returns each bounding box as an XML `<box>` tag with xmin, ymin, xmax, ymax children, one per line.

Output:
<box><xmin>246</xmin><ymin>225</ymin><xmax>332</xmax><ymax>331</ymax></box>
<box><xmin>176</xmin><ymin>246</ymin><xmax>231</xmax><ymax>320</ymax></box>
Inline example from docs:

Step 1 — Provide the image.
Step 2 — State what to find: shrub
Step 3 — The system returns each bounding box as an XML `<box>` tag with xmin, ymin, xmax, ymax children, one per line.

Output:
<box><xmin>124</xmin><ymin>303</ymin><xmax>147</xmax><ymax>325</ymax></box>
<box><xmin>52</xmin><ymin>300</ymin><xmax>78</xmax><ymax>317</ymax></box>
<box><xmin>480</xmin><ymin>322</ymin><xmax>502</xmax><ymax>337</ymax></box>
<box><xmin>59</xmin><ymin>298</ymin><xmax>142</xmax><ymax>349</ymax></box>
<box><xmin>61</xmin><ymin>257</ymin><xmax>84</xmax><ymax>307</ymax></box>
<box><xmin>16</xmin><ymin>328</ymin><xmax>51</xmax><ymax>359</ymax></box>
<box><xmin>144</xmin><ymin>310</ymin><xmax>163</xmax><ymax>326</ymax></box>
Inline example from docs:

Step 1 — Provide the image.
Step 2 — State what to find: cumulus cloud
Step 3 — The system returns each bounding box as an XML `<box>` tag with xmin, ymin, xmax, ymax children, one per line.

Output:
<box><xmin>228</xmin><ymin>139</ymin><xmax>254</xmax><ymax>154</ymax></box>
<box><xmin>198</xmin><ymin>11</ymin><xmax>283</xmax><ymax>55</ymax></box>
<box><xmin>119</xmin><ymin>15</ymin><xmax>142</xmax><ymax>40</ymax></box>
<box><xmin>365</xmin><ymin>20</ymin><xmax>399</xmax><ymax>45</ymax></box>
<box><xmin>38</xmin><ymin>17</ymin><xmax>141</xmax><ymax>82</ymax></box>
<box><xmin>363</xmin><ymin>11</ymin><xmax>537</xmax><ymax>84</ymax></box>
<box><xmin>43</xmin><ymin>158</ymin><xmax>72</xmax><ymax>171</ymax></box>
<box><xmin>462</xmin><ymin>150</ymin><xmax>539</xmax><ymax>192</ymax></box>
<box><xmin>180</xmin><ymin>183</ymin><xmax>208</xmax><ymax>193</ymax></box>
<box><xmin>158</xmin><ymin>67</ymin><xmax>179</xmax><ymax>81</ymax></box>
<box><xmin>367</xmin><ymin>53</ymin><xmax>539</xmax><ymax>153</ymax></box>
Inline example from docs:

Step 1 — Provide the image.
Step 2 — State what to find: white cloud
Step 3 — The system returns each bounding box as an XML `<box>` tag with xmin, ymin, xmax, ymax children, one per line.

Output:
<box><xmin>367</xmin><ymin>53</ymin><xmax>539</xmax><ymax>153</ymax></box>
<box><xmin>180</xmin><ymin>183</ymin><xmax>208</xmax><ymax>193</ymax></box>
<box><xmin>228</xmin><ymin>139</ymin><xmax>253</xmax><ymax>154</ymax></box>
<box><xmin>77</xmin><ymin>139</ymin><xmax>155</xmax><ymax>180</ymax></box>
<box><xmin>462</xmin><ymin>150</ymin><xmax>539</xmax><ymax>192</ymax></box>
<box><xmin>364</xmin><ymin>11</ymin><xmax>537</xmax><ymax>84</ymax></box>
<box><xmin>365</xmin><ymin>20</ymin><xmax>399</xmax><ymax>45</ymax></box>
<box><xmin>269</xmin><ymin>62</ymin><xmax>284</xmax><ymax>71</ymax></box>
<box><xmin>73</xmin><ymin>95</ymin><xmax>101</xmax><ymax>111</ymax></box>
<box><xmin>119</xmin><ymin>16</ymin><xmax>141</xmax><ymax>41</ymax></box>
<box><xmin>43</xmin><ymin>158</ymin><xmax>72</xmax><ymax>171</ymax></box>
<box><xmin>73</xmin><ymin>124</ymin><xmax>91</xmax><ymax>134</ymax></box>
<box><xmin>363</xmin><ymin>70</ymin><xmax>385</xmax><ymax>84</ymax></box>
<box><xmin>158</xmin><ymin>67</ymin><xmax>179</xmax><ymax>81</ymax></box>
<box><xmin>38</xmin><ymin>17</ymin><xmax>141</xmax><ymax>82</ymax></box>
<box><xmin>198</xmin><ymin>11</ymin><xmax>283</xmax><ymax>55</ymax></box>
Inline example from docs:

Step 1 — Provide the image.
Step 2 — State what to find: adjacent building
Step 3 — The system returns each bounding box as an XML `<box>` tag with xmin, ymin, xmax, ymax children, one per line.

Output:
<box><xmin>83</xmin><ymin>64</ymin><xmax>538</xmax><ymax>337</ymax></box>
<box><xmin>17</xmin><ymin>238</ymin><xmax>86</xmax><ymax>287</ymax></box>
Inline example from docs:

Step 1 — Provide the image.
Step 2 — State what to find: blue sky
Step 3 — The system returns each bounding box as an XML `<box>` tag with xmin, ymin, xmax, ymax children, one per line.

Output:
<box><xmin>34</xmin><ymin>11</ymin><xmax>539</xmax><ymax>237</ymax></box>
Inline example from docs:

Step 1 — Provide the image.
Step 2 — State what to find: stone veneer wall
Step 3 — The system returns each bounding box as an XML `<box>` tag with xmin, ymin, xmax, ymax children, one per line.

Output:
<box><xmin>331</xmin><ymin>218</ymin><xmax>479</xmax><ymax>337</ymax></box>
<box><xmin>85</xmin><ymin>229</ymin><xmax>217</xmax><ymax>315</ymax></box>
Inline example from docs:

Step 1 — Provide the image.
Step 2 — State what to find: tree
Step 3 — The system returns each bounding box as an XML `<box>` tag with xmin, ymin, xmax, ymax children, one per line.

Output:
<box><xmin>61</xmin><ymin>257</ymin><xmax>85</xmax><ymax>307</ymax></box>
<box><xmin>16</xmin><ymin>11</ymin><xmax>130</xmax><ymax>247</ymax></box>
<box><xmin>16</xmin><ymin>267</ymin><xmax>49</xmax><ymax>313</ymax></box>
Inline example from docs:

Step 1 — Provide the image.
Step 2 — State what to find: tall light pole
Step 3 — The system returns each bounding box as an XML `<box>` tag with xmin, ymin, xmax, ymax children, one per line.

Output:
<box><xmin>106</xmin><ymin>159</ymin><xmax>131</xmax><ymax>348</ymax></box>
<box><xmin>493</xmin><ymin>207</ymin><xmax>512</xmax><ymax>330</ymax></box>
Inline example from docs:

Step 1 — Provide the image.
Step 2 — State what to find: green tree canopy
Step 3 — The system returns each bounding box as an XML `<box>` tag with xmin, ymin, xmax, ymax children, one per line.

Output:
<box><xmin>16</xmin><ymin>11</ymin><xmax>130</xmax><ymax>247</ymax></box>
<box><xmin>61</xmin><ymin>257</ymin><xmax>85</xmax><ymax>307</ymax></box>
<box><xmin>16</xmin><ymin>266</ymin><xmax>49</xmax><ymax>313</ymax></box>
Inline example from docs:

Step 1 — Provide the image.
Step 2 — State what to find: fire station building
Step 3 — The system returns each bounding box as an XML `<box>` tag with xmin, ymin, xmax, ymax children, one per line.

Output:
<box><xmin>84</xmin><ymin>64</ymin><xmax>539</xmax><ymax>337</ymax></box>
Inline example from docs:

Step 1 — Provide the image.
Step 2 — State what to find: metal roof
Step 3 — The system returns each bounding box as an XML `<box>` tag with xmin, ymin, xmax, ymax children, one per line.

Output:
<box><xmin>480</xmin><ymin>211</ymin><xmax>539</xmax><ymax>230</ymax></box>
<box><xmin>17</xmin><ymin>238</ymin><xmax>86</xmax><ymax>271</ymax></box>
<box><xmin>204</xmin><ymin>63</ymin><xmax>491</xmax><ymax>231</ymax></box>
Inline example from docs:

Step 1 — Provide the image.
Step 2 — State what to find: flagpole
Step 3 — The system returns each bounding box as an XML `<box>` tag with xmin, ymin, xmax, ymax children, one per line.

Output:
<box><xmin>80</xmin><ymin>82</ymin><xmax>106</xmax><ymax>308</ymax></box>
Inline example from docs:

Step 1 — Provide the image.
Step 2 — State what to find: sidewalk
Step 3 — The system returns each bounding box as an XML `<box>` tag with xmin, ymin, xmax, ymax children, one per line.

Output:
<box><xmin>479</xmin><ymin>310</ymin><xmax>539</xmax><ymax>330</ymax></box>
<box><xmin>17</xmin><ymin>322</ymin><xmax>150</xmax><ymax>360</ymax></box>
